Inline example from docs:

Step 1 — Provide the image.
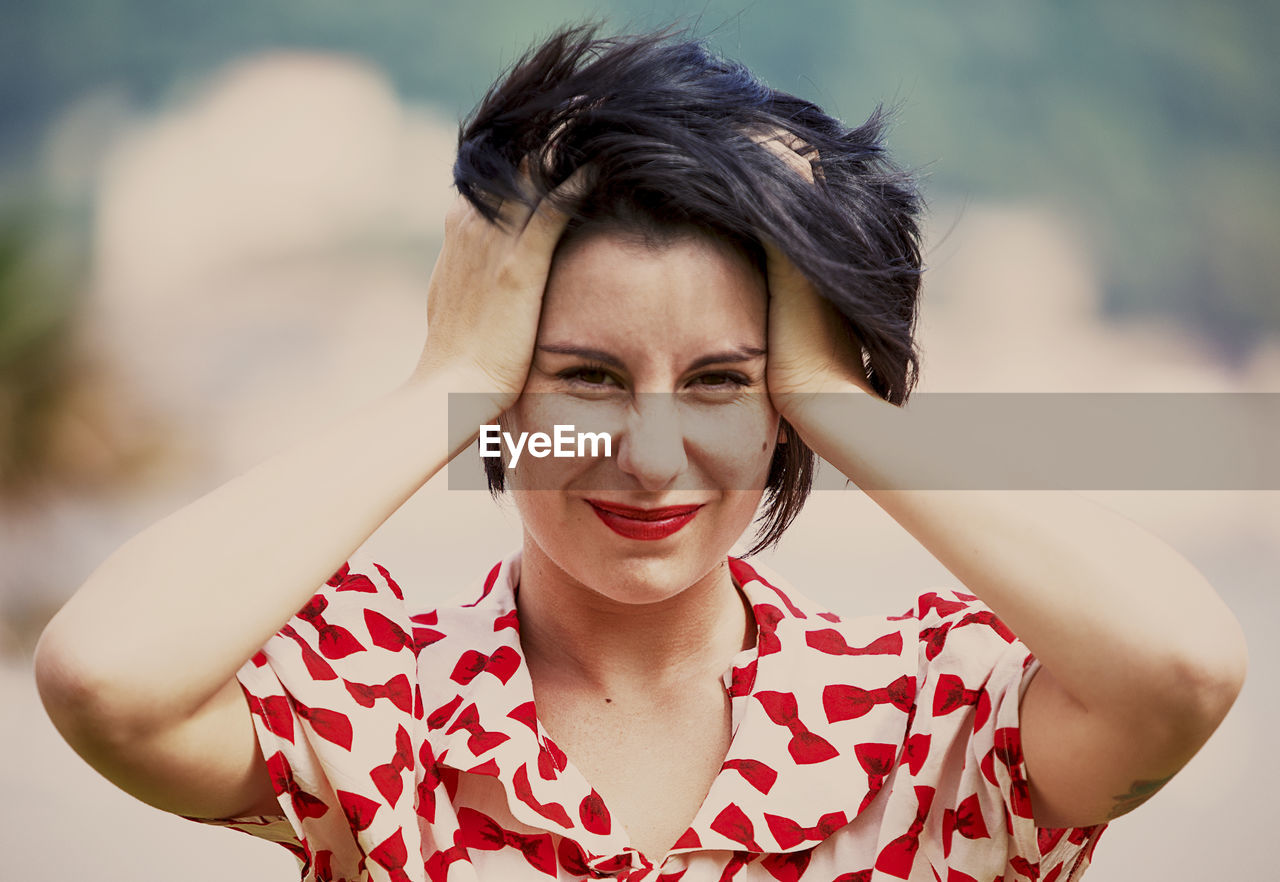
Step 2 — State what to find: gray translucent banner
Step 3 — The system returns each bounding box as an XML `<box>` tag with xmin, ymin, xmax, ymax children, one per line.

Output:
<box><xmin>447</xmin><ymin>393</ymin><xmax>1279</xmax><ymax>490</ymax></box>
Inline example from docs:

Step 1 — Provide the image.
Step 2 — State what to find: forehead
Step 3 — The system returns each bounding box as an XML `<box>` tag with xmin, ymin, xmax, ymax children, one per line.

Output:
<box><xmin>539</xmin><ymin>229</ymin><xmax>767</xmax><ymax>353</ymax></box>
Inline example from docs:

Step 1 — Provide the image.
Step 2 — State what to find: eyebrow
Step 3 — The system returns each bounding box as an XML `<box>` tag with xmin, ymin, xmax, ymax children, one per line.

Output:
<box><xmin>536</xmin><ymin>344</ymin><xmax>767</xmax><ymax>371</ymax></box>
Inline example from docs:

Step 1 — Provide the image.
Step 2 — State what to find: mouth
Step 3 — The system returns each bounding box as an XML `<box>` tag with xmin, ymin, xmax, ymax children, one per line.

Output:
<box><xmin>585</xmin><ymin>499</ymin><xmax>703</xmax><ymax>541</ymax></box>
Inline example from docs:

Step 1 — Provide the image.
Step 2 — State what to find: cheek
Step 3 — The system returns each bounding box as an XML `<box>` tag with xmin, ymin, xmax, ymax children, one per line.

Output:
<box><xmin>499</xmin><ymin>396</ymin><xmax>607</xmax><ymax>490</ymax></box>
<box><xmin>684</xmin><ymin>400</ymin><xmax>780</xmax><ymax>488</ymax></box>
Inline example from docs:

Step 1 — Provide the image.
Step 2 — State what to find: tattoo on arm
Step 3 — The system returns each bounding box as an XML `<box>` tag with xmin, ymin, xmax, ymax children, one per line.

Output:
<box><xmin>1107</xmin><ymin>775</ymin><xmax>1174</xmax><ymax>819</ymax></box>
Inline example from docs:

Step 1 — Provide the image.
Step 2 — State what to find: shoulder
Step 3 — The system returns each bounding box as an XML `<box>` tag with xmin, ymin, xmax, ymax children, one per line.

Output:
<box><xmin>731</xmin><ymin>558</ymin><xmax>1024</xmax><ymax>674</ymax></box>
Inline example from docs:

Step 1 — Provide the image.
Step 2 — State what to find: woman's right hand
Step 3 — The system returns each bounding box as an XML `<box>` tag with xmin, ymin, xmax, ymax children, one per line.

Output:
<box><xmin>412</xmin><ymin>184</ymin><xmax>574</xmax><ymax>416</ymax></box>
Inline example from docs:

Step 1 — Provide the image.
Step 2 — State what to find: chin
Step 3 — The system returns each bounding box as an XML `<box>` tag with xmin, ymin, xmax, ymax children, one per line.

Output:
<box><xmin>589</xmin><ymin>554</ymin><xmax>726</xmax><ymax>606</ymax></box>
<box><xmin>525</xmin><ymin>525</ymin><xmax>734</xmax><ymax>607</ymax></box>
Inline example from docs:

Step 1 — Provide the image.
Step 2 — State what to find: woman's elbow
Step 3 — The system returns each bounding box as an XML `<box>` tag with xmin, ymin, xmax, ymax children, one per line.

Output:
<box><xmin>34</xmin><ymin>612</ymin><xmax>152</xmax><ymax>752</ymax></box>
<box><xmin>1159</xmin><ymin>616</ymin><xmax>1249</xmax><ymax>743</ymax></box>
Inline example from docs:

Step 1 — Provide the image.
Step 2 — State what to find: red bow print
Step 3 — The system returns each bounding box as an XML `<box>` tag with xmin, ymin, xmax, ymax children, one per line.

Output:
<box><xmin>373</xmin><ymin>562</ymin><xmax>404</xmax><ymax>599</ymax></box>
<box><xmin>719</xmin><ymin>852</ymin><xmax>755</xmax><ymax>881</ymax></box>
<box><xmin>506</xmin><ymin>700</ymin><xmax>538</xmax><ymax>733</ymax></box>
<box><xmin>248</xmin><ymin>694</ymin><xmax>295</xmax><ymax>742</ymax></box>
<box><xmin>917</xmin><ymin>592</ymin><xmax>968</xmax><ymax>619</ymax></box>
<box><xmin>464</xmin><ymin>561</ymin><xmax>503</xmax><ymax>607</ymax></box>
<box><xmin>368</xmin><ymin>828</ymin><xmax>412</xmax><ymax>882</ymax></box>
<box><xmin>555</xmin><ymin>838</ymin><xmax>592</xmax><ymax>876</ymax></box>
<box><xmin>594</xmin><ymin>852</ymin><xmax>646</xmax><ymax>879</ymax></box>
<box><xmin>932</xmin><ymin>674</ymin><xmax>991</xmax><ymax>732</ymax></box>
<box><xmin>920</xmin><ymin>623</ymin><xmax>951</xmax><ymax>661</ymax></box>
<box><xmin>344</xmin><ymin>673</ymin><xmax>413</xmax><ymax>714</ymax></box>
<box><xmin>326</xmin><ymin>562</ymin><xmax>376</xmax><ymax>593</ymax></box>
<box><xmin>1038</xmin><ymin>826</ymin><xmax>1066</xmax><ymax>856</ymax></box>
<box><xmin>903</xmin><ymin>732</ymin><xmax>931</xmax><ymax>776</ymax></box>
<box><xmin>764</xmin><ymin>810</ymin><xmax>847</xmax><ymax>849</ymax></box>
<box><xmin>265</xmin><ymin>751</ymin><xmax>328</xmax><ymax>820</ymax></box>
<box><xmin>281</xmin><ymin>624</ymin><xmax>338</xmax><ymax>680</ymax></box>
<box><xmin>512</xmin><ymin>763</ymin><xmax>573</xmax><ymax>827</ymax></box>
<box><xmin>710</xmin><ymin>803</ymin><xmax>763</xmax><ymax>851</ymax></box>
<box><xmin>427</xmin><ymin>694</ymin><xmax>462</xmax><ymax>730</ymax></box>
<box><xmin>992</xmin><ymin>727</ymin><xmax>1034</xmax><ymax>819</ymax></box>
<box><xmin>1009</xmin><ymin>855</ymin><xmax>1037</xmax><ymax>879</ymax></box>
<box><xmin>445</xmin><ymin>702</ymin><xmax>510</xmax><ymax>756</ymax></box>
<box><xmin>536</xmin><ymin>737</ymin><xmax>568</xmax><ymax>780</ymax></box>
<box><xmin>310</xmin><ymin>849</ymin><xmax>334</xmax><ymax>882</ymax></box>
<box><xmin>672</xmin><ymin>828</ymin><xmax>701</xmax><ymax>850</ymax></box>
<box><xmin>370</xmin><ymin>724</ymin><xmax>414</xmax><ymax>806</ymax></box>
<box><xmin>721</xmin><ymin>758</ymin><xmax>778</xmax><ymax>794</ymax></box>
<box><xmin>413</xmin><ymin>625</ymin><xmax>446</xmax><ymax>650</ymax></box>
<box><xmin>299</xmin><ymin>595</ymin><xmax>367</xmax><ymax>659</ymax></box>
<box><xmin>295</xmin><ymin>700</ymin><xmax>354</xmax><ymax>750</ymax></box>
<box><xmin>559</xmin><ymin>843</ymin><xmax>648</xmax><ymax>880</ymax></box>
<box><xmin>425</xmin><ymin>844</ymin><xmax>470</xmax><ymax>882</ymax></box>
<box><xmin>579</xmin><ymin>790</ymin><xmax>612</xmax><ymax>834</ymax></box>
<box><xmin>364</xmin><ymin>609</ymin><xmax>412</xmax><ymax>652</ymax></box>
<box><xmin>833</xmin><ymin>872</ymin><xmax>872</xmax><ymax>882</ymax></box>
<box><xmin>805</xmin><ymin>629</ymin><xmax>904</xmax><ymax>657</ymax></box>
<box><xmin>753</xmin><ymin>603</ymin><xmax>785</xmax><ymax>657</ymax></box>
<box><xmin>855</xmin><ymin>742</ymin><xmax>898</xmax><ymax>812</ymax></box>
<box><xmin>336</xmin><ymin>789</ymin><xmax>380</xmax><ymax>832</ymax></box>
<box><xmin>874</xmin><ymin>785</ymin><xmax>936</xmax><ymax>879</ymax></box>
<box><xmin>760</xmin><ymin>849</ymin><xmax>812</xmax><ymax>881</ymax></box>
<box><xmin>942</xmin><ymin>793</ymin><xmax>990</xmax><ymax>856</ymax></box>
<box><xmin>415</xmin><ymin>740</ymin><xmax>442</xmax><ymax>823</ymax></box>
<box><xmin>728</xmin><ymin>659</ymin><xmax>758</xmax><ymax>697</ymax></box>
<box><xmin>754</xmin><ymin>691</ymin><xmax>839</xmax><ymax>764</ymax></box>
<box><xmin>555</xmin><ymin>834</ymin><xmax>634</xmax><ymax>875</ymax></box>
<box><xmin>457</xmin><ymin>807</ymin><xmax>557</xmax><ymax>876</ymax></box>
<box><xmin>957</xmin><ymin>609</ymin><xmax>1016</xmax><ymax>643</ymax></box>
<box><xmin>411</xmin><ymin>611</ymin><xmax>445</xmax><ymax>650</ymax></box>
<box><xmin>823</xmin><ymin>674</ymin><xmax>915</xmax><ymax>722</ymax></box>
<box><xmin>492</xmin><ymin>608</ymin><xmax>520</xmax><ymax>632</ymax></box>
<box><xmin>731</xmin><ymin>558</ymin><xmax>806</xmax><ymax>619</ymax></box>
<box><xmin>450</xmin><ymin>645</ymin><xmax>521</xmax><ymax>686</ymax></box>
<box><xmin>467</xmin><ymin>758</ymin><xmax>499</xmax><ymax>777</ymax></box>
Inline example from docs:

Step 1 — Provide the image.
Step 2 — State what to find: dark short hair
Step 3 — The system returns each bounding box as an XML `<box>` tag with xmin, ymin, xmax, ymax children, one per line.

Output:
<box><xmin>455</xmin><ymin>25</ymin><xmax>923</xmax><ymax>555</ymax></box>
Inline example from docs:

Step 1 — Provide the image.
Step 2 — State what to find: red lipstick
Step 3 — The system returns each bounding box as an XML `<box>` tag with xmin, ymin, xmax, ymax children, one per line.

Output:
<box><xmin>586</xmin><ymin>499</ymin><xmax>702</xmax><ymax>541</ymax></box>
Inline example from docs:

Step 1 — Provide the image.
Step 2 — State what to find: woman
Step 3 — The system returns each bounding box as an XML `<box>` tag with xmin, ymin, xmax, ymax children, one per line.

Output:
<box><xmin>34</xmin><ymin>27</ymin><xmax>1246</xmax><ymax>882</ymax></box>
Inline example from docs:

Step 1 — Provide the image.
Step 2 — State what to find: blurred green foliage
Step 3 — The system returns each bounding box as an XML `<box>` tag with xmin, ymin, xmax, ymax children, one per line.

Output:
<box><xmin>1</xmin><ymin>0</ymin><xmax>1277</xmax><ymax>353</ymax></box>
<box><xmin>0</xmin><ymin>211</ymin><xmax>81</xmax><ymax>489</ymax></box>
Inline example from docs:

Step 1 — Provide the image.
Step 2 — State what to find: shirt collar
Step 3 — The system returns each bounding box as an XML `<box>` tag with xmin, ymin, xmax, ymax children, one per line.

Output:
<box><xmin>426</xmin><ymin>552</ymin><xmax>917</xmax><ymax>860</ymax></box>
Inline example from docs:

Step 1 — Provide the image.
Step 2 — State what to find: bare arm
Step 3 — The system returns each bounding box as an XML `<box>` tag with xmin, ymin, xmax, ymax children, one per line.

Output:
<box><xmin>764</xmin><ymin>245</ymin><xmax>1248</xmax><ymax>829</ymax></box>
<box><xmin>34</xmin><ymin>192</ymin><xmax>569</xmax><ymax>819</ymax></box>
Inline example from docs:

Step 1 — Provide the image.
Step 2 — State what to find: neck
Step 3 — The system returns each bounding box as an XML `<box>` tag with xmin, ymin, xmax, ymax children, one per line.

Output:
<box><xmin>516</xmin><ymin>542</ymin><xmax>755</xmax><ymax>698</ymax></box>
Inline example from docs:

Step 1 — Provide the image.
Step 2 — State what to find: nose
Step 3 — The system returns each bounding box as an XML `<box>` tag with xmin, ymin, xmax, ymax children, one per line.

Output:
<box><xmin>614</xmin><ymin>394</ymin><xmax>688</xmax><ymax>491</ymax></box>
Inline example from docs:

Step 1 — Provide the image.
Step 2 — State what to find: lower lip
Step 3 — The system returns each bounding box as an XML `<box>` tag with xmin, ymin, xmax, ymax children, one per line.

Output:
<box><xmin>588</xmin><ymin>504</ymin><xmax>701</xmax><ymax>541</ymax></box>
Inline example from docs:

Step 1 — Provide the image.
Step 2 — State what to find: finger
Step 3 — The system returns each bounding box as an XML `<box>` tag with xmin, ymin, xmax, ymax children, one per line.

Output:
<box><xmin>492</xmin><ymin>158</ymin><xmax>540</xmax><ymax>230</ymax></box>
<box><xmin>516</xmin><ymin>164</ymin><xmax>591</xmax><ymax>255</ymax></box>
<box><xmin>748</xmin><ymin>126</ymin><xmax>818</xmax><ymax>185</ymax></box>
<box><xmin>762</xmin><ymin>238</ymin><xmax>810</xmax><ymax>295</ymax></box>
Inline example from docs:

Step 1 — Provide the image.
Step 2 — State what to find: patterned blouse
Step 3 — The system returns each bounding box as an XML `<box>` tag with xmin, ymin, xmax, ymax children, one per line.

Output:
<box><xmin>193</xmin><ymin>552</ymin><xmax>1106</xmax><ymax>881</ymax></box>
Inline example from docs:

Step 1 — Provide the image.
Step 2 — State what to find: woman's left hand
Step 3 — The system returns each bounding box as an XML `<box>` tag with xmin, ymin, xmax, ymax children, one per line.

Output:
<box><xmin>764</xmin><ymin>239</ymin><xmax>873</xmax><ymax>424</ymax></box>
<box><xmin>751</xmin><ymin>130</ymin><xmax>872</xmax><ymax>423</ymax></box>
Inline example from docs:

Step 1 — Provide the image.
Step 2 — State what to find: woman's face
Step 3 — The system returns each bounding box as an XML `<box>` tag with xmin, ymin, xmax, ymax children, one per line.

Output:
<box><xmin>504</xmin><ymin>228</ymin><xmax>779</xmax><ymax>605</ymax></box>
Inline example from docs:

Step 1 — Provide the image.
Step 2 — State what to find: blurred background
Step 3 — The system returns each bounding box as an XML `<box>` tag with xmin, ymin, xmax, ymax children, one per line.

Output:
<box><xmin>1</xmin><ymin>1</ymin><xmax>1275</xmax><ymax>879</ymax></box>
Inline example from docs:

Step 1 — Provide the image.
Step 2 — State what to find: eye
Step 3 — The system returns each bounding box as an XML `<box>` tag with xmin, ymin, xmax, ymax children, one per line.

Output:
<box><xmin>558</xmin><ymin>365</ymin><xmax>621</xmax><ymax>388</ymax></box>
<box><xmin>689</xmin><ymin>372</ymin><xmax>750</xmax><ymax>389</ymax></box>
